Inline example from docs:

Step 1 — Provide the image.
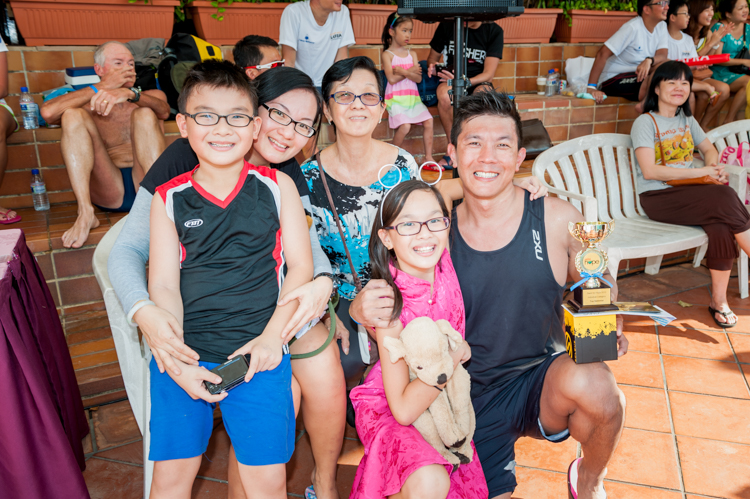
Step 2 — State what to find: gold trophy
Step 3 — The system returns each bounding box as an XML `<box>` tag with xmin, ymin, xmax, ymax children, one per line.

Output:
<box><xmin>568</xmin><ymin>221</ymin><xmax>618</xmax><ymax>313</ymax></box>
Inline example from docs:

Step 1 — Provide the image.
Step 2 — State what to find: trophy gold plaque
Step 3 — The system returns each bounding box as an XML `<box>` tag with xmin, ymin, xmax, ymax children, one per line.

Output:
<box><xmin>568</xmin><ymin>221</ymin><xmax>618</xmax><ymax>313</ymax></box>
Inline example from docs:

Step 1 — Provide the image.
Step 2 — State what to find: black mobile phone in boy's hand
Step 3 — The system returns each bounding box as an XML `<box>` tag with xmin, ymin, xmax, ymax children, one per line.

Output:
<box><xmin>204</xmin><ymin>354</ymin><xmax>251</xmax><ymax>395</ymax></box>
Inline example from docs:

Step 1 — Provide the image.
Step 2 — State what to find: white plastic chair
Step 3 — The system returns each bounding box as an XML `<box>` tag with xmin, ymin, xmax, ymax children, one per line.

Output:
<box><xmin>706</xmin><ymin>121</ymin><xmax>750</xmax><ymax>298</ymax></box>
<box><xmin>532</xmin><ymin>134</ymin><xmax>748</xmax><ymax>295</ymax></box>
<box><xmin>92</xmin><ymin>217</ymin><xmax>154</xmax><ymax>498</ymax></box>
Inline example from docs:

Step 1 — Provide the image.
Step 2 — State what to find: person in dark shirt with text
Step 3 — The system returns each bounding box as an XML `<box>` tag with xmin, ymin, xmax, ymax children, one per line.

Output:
<box><xmin>427</xmin><ymin>20</ymin><xmax>503</xmax><ymax>167</ymax></box>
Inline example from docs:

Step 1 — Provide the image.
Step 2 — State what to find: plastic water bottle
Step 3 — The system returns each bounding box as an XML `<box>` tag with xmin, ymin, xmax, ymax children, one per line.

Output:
<box><xmin>30</xmin><ymin>168</ymin><xmax>49</xmax><ymax>211</ymax></box>
<box><xmin>20</xmin><ymin>87</ymin><xmax>38</xmax><ymax>130</ymax></box>
<box><xmin>545</xmin><ymin>69</ymin><xmax>557</xmax><ymax>97</ymax></box>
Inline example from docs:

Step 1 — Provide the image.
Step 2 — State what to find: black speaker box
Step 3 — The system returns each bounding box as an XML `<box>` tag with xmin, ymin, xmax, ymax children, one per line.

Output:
<box><xmin>397</xmin><ymin>0</ymin><xmax>523</xmax><ymax>22</ymax></box>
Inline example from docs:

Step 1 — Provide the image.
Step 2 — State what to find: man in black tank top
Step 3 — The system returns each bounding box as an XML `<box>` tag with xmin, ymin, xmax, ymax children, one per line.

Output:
<box><xmin>351</xmin><ymin>93</ymin><xmax>628</xmax><ymax>499</ymax></box>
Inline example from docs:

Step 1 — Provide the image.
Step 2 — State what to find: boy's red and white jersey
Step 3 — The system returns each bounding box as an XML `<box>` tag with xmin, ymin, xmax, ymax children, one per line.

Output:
<box><xmin>154</xmin><ymin>161</ymin><xmax>285</xmax><ymax>363</ymax></box>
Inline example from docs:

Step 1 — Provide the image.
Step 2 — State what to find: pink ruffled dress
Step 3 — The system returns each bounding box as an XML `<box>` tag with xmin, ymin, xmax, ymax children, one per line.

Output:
<box><xmin>349</xmin><ymin>250</ymin><xmax>489</xmax><ymax>499</ymax></box>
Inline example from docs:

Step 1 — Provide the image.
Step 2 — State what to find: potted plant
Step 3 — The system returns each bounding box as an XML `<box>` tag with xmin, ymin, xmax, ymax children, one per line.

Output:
<box><xmin>545</xmin><ymin>0</ymin><xmax>637</xmax><ymax>43</ymax></box>
<box><xmin>346</xmin><ymin>3</ymin><xmax>437</xmax><ymax>44</ymax></box>
<box><xmin>10</xmin><ymin>0</ymin><xmax>179</xmax><ymax>46</ymax></box>
<box><xmin>495</xmin><ymin>6</ymin><xmax>561</xmax><ymax>44</ymax></box>
<box><xmin>185</xmin><ymin>0</ymin><xmax>291</xmax><ymax>46</ymax></box>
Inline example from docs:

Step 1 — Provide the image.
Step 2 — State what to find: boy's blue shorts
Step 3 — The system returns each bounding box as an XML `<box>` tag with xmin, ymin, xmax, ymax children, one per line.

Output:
<box><xmin>148</xmin><ymin>354</ymin><xmax>295</xmax><ymax>466</ymax></box>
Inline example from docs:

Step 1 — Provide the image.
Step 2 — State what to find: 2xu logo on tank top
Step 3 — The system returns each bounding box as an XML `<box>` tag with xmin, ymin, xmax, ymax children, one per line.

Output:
<box><xmin>532</xmin><ymin>230</ymin><xmax>543</xmax><ymax>261</ymax></box>
<box><xmin>184</xmin><ymin>219</ymin><xmax>203</xmax><ymax>228</ymax></box>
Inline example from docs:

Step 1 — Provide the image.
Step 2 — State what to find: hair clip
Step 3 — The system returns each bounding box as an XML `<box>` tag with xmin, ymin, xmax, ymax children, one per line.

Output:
<box><xmin>418</xmin><ymin>161</ymin><xmax>443</xmax><ymax>186</ymax></box>
<box><xmin>377</xmin><ymin>163</ymin><xmax>403</xmax><ymax>226</ymax></box>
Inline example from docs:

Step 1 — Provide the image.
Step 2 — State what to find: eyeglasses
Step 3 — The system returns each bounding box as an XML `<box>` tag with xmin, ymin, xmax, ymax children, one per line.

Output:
<box><xmin>675</xmin><ymin>11</ymin><xmax>690</xmax><ymax>16</ymax></box>
<box><xmin>648</xmin><ymin>1</ymin><xmax>669</xmax><ymax>7</ymax></box>
<box><xmin>244</xmin><ymin>60</ymin><xmax>285</xmax><ymax>71</ymax></box>
<box><xmin>262</xmin><ymin>103</ymin><xmax>317</xmax><ymax>138</ymax></box>
<box><xmin>329</xmin><ymin>91</ymin><xmax>383</xmax><ymax>106</ymax></box>
<box><xmin>183</xmin><ymin>112</ymin><xmax>254</xmax><ymax>127</ymax></box>
<box><xmin>384</xmin><ymin>217</ymin><xmax>450</xmax><ymax>236</ymax></box>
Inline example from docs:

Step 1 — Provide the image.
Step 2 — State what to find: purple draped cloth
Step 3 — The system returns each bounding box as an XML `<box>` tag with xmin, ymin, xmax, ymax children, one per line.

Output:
<box><xmin>0</xmin><ymin>229</ymin><xmax>90</xmax><ymax>498</ymax></box>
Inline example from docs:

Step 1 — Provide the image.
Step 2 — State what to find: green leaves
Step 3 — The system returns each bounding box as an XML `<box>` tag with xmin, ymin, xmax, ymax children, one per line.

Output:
<box><xmin>539</xmin><ymin>0</ymin><xmax>637</xmax><ymax>25</ymax></box>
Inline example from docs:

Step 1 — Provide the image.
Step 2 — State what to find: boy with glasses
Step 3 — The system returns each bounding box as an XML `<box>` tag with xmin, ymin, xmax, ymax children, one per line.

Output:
<box><xmin>588</xmin><ymin>0</ymin><xmax>671</xmax><ymax>111</ymax></box>
<box><xmin>147</xmin><ymin>59</ymin><xmax>313</xmax><ymax>497</ymax></box>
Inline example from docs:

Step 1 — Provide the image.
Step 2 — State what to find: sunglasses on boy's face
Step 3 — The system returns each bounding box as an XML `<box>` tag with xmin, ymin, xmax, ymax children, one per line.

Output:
<box><xmin>384</xmin><ymin>217</ymin><xmax>450</xmax><ymax>236</ymax></box>
<box><xmin>244</xmin><ymin>60</ymin><xmax>285</xmax><ymax>71</ymax></box>
<box><xmin>184</xmin><ymin>112</ymin><xmax>255</xmax><ymax>127</ymax></box>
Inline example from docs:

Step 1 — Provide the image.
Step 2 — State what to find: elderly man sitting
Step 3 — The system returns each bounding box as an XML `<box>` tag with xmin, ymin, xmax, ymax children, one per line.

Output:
<box><xmin>41</xmin><ymin>41</ymin><xmax>169</xmax><ymax>248</ymax></box>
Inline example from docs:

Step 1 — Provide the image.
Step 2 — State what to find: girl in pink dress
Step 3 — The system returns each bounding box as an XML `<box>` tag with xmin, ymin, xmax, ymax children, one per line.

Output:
<box><xmin>349</xmin><ymin>180</ymin><xmax>488</xmax><ymax>499</ymax></box>
<box><xmin>381</xmin><ymin>13</ymin><xmax>436</xmax><ymax>165</ymax></box>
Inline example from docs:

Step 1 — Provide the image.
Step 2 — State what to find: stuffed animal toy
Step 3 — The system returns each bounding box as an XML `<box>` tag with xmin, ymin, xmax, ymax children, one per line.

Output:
<box><xmin>383</xmin><ymin>317</ymin><xmax>475</xmax><ymax>468</ymax></box>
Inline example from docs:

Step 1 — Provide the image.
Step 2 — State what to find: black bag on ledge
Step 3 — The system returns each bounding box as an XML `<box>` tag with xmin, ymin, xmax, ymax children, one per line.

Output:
<box><xmin>521</xmin><ymin>118</ymin><xmax>552</xmax><ymax>160</ymax></box>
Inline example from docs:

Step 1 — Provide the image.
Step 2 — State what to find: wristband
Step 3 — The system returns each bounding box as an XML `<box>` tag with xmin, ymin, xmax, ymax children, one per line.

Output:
<box><xmin>587</xmin><ymin>84</ymin><xmax>598</xmax><ymax>88</ymax></box>
<box><xmin>127</xmin><ymin>298</ymin><xmax>156</xmax><ymax>326</ymax></box>
<box><xmin>89</xmin><ymin>85</ymin><xmax>98</xmax><ymax>93</ymax></box>
<box><xmin>713</xmin><ymin>43</ymin><xmax>721</xmax><ymax>50</ymax></box>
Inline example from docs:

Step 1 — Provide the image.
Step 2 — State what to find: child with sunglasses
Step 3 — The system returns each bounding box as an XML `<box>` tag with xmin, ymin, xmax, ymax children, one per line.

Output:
<box><xmin>381</xmin><ymin>13</ymin><xmax>436</xmax><ymax>165</ymax></box>
<box><xmin>349</xmin><ymin>179</ymin><xmax>488</xmax><ymax>499</ymax></box>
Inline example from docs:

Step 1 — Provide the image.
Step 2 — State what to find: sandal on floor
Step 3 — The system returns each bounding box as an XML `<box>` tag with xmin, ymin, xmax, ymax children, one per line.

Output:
<box><xmin>304</xmin><ymin>486</ymin><xmax>317</xmax><ymax>499</ymax></box>
<box><xmin>708</xmin><ymin>306</ymin><xmax>737</xmax><ymax>328</ymax></box>
<box><xmin>438</xmin><ymin>154</ymin><xmax>454</xmax><ymax>170</ymax></box>
<box><xmin>568</xmin><ymin>458</ymin><xmax>607</xmax><ymax>499</ymax></box>
<box><xmin>0</xmin><ymin>208</ymin><xmax>21</xmax><ymax>225</ymax></box>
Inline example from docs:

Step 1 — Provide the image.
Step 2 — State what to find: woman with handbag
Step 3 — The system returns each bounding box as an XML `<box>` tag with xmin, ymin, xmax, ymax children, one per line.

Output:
<box><xmin>709</xmin><ymin>0</ymin><xmax>750</xmax><ymax>123</ymax></box>
<box><xmin>669</xmin><ymin>0</ymin><xmax>730</xmax><ymax>128</ymax></box>
<box><xmin>632</xmin><ymin>61</ymin><xmax>750</xmax><ymax>328</ymax></box>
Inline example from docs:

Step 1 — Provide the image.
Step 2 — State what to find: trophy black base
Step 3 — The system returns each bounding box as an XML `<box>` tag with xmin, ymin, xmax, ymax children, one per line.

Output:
<box><xmin>563</xmin><ymin>305</ymin><xmax>618</xmax><ymax>364</ymax></box>
<box><xmin>566</xmin><ymin>299</ymin><xmax>619</xmax><ymax>313</ymax></box>
<box><xmin>568</xmin><ymin>282</ymin><xmax>618</xmax><ymax>313</ymax></box>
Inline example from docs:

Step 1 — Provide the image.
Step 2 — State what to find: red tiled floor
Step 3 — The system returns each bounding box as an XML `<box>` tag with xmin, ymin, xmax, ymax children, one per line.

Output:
<box><xmin>605</xmin><ymin>428</ymin><xmax>681</xmax><ymax>490</ymax></box>
<box><xmin>663</xmin><ymin>355</ymin><xmax>750</xmax><ymax>399</ymax></box>
<box><xmin>606</xmin><ymin>351</ymin><xmax>664</xmax><ymax>388</ymax></box>
<box><xmin>602</xmin><ymin>481</ymin><xmax>682</xmax><ymax>498</ymax></box>
<box><xmin>728</xmin><ymin>332</ymin><xmax>750</xmax><ymax>364</ymax></box>
<box><xmin>621</xmin><ymin>324</ymin><xmax>659</xmax><ymax>353</ymax></box>
<box><xmin>620</xmin><ymin>385</ymin><xmax>671</xmax><ymax>433</ymax></box>
<box><xmin>82</xmin><ymin>458</ymin><xmax>143</xmax><ymax>499</ymax></box>
<box><xmin>677</xmin><ymin>435</ymin><xmax>750</xmax><ymax>498</ymax></box>
<box><xmin>657</xmin><ymin>327</ymin><xmax>735</xmax><ymax>361</ymax></box>
<box><xmin>514</xmin><ymin>436</ymin><xmax>578</xmax><ymax>473</ymax></box>
<box><xmin>511</xmin><ymin>467</ymin><xmax>567</xmax><ymax>498</ymax></box>
<box><xmin>669</xmin><ymin>391</ymin><xmax>750</xmax><ymax>444</ymax></box>
<box><xmin>191</xmin><ymin>478</ymin><xmax>229</xmax><ymax>497</ymax></box>
<box><xmin>91</xmin><ymin>401</ymin><xmax>141</xmax><ymax>451</ymax></box>
<box><xmin>95</xmin><ymin>440</ymin><xmax>143</xmax><ymax>466</ymax></box>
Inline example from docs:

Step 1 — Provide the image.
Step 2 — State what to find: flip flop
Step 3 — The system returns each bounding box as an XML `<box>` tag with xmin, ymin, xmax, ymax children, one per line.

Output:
<box><xmin>567</xmin><ymin>458</ymin><xmax>607</xmax><ymax>499</ymax></box>
<box><xmin>304</xmin><ymin>486</ymin><xmax>317</xmax><ymax>499</ymax></box>
<box><xmin>438</xmin><ymin>154</ymin><xmax>454</xmax><ymax>170</ymax></box>
<box><xmin>0</xmin><ymin>208</ymin><xmax>21</xmax><ymax>225</ymax></box>
<box><xmin>708</xmin><ymin>306</ymin><xmax>737</xmax><ymax>328</ymax></box>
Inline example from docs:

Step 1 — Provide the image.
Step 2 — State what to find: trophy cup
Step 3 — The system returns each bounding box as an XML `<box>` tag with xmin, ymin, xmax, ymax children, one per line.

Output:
<box><xmin>567</xmin><ymin>221</ymin><xmax>618</xmax><ymax>313</ymax></box>
<box><xmin>564</xmin><ymin>220</ymin><xmax>619</xmax><ymax>364</ymax></box>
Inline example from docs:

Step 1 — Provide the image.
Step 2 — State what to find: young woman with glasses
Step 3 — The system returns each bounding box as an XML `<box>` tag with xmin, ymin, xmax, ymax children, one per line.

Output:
<box><xmin>709</xmin><ymin>0</ymin><xmax>750</xmax><ymax>123</ymax></box>
<box><xmin>109</xmin><ymin>65</ymin><xmax>350</xmax><ymax>499</ymax></box>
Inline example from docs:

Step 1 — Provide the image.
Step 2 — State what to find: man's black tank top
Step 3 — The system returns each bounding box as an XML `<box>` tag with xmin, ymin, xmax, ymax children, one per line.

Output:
<box><xmin>451</xmin><ymin>192</ymin><xmax>566</xmax><ymax>412</ymax></box>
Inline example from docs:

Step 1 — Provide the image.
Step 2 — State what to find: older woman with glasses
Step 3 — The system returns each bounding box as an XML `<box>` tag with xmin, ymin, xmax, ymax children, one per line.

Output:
<box><xmin>300</xmin><ymin>57</ymin><xmax>419</xmax><ymax>385</ymax></box>
<box><xmin>108</xmin><ymin>65</ymin><xmax>349</xmax><ymax>499</ymax></box>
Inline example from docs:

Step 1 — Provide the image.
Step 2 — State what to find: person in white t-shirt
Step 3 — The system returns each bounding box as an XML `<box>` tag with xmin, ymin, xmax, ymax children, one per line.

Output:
<box><xmin>588</xmin><ymin>0</ymin><xmax>670</xmax><ymax>111</ymax></box>
<box><xmin>0</xmin><ymin>39</ymin><xmax>20</xmax><ymax>225</ymax></box>
<box><xmin>667</xmin><ymin>0</ymin><xmax>731</xmax><ymax>128</ymax></box>
<box><xmin>279</xmin><ymin>0</ymin><xmax>356</xmax><ymax>89</ymax></box>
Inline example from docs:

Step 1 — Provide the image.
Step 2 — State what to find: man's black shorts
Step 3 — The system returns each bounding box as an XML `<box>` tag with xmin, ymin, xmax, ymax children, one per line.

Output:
<box><xmin>473</xmin><ymin>352</ymin><xmax>570</xmax><ymax>497</ymax></box>
<box><xmin>599</xmin><ymin>72</ymin><xmax>641</xmax><ymax>102</ymax></box>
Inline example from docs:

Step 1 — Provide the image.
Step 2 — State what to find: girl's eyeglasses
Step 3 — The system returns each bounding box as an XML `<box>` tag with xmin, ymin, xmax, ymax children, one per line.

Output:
<box><xmin>384</xmin><ymin>217</ymin><xmax>450</xmax><ymax>236</ymax></box>
<box><xmin>183</xmin><ymin>112</ymin><xmax>254</xmax><ymax>127</ymax></box>
<box><xmin>329</xmin><ymin>91</ymin><xmax>383</xmax><ymax>106</ymax></box>
<box><xmin>244</xmin><ymin>60</ymin><xmax>285</xmax><ymax>71</ymax></box>
<box><xmin>262</xmin><ymin>103</ymin><xmax>317</xmax><ymax>138</ymax></box>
